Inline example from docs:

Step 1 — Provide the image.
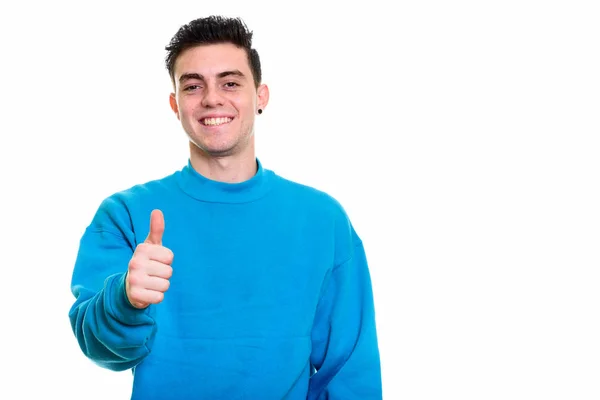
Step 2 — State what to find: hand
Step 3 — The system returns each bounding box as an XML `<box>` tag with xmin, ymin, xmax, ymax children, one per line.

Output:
<box><xmin>125</xmin><ymin>209</ymin><xmax>174</xmax><ymax>309</ymax></box>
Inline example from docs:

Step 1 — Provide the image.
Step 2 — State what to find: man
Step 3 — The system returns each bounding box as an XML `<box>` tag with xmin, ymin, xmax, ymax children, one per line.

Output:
<box><xmin>68</xmin><ymin>15</ymin><xmax>382</xmax><ymax>399</ymax></box>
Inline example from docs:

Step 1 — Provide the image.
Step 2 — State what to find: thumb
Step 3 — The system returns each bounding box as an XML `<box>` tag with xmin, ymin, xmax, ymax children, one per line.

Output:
<box><xmin>145</xmin><ymin>209</ymin><xmax>164</xmax><ymax>245</ymax></box>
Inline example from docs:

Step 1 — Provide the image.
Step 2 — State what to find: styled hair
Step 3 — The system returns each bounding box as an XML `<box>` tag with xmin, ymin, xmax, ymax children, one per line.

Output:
<box><xmin>165</xmin><ymin>16</ymin><xmax>262</xmax><ymax>88</ymax></box>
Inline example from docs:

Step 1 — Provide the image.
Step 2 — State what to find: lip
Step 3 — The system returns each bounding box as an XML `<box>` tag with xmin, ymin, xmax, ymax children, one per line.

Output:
<box><xmin>198</xmin><ymin>115</ymin><xmax>235</xmax><ymax>128</ymax></box>
<box><xmin>199</xmin><ymin>114</ymin><xmax>235</xmax><ymax>119</ymax></box>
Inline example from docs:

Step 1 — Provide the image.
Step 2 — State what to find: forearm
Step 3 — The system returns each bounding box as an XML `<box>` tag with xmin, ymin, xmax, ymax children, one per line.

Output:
<box><xmin>309</xmin><ymin>241</ymin><xmax>382</xmax><ymax>399</ymax></box>
<box><xmin>310</xmin><ymin>323</ymin><xmax>381</xmax><ymax>399</ymax></box>
<box><xmin>69</xmin><ymin>272</ymin><xmax>157</xmax><ymax>371</ymax></box>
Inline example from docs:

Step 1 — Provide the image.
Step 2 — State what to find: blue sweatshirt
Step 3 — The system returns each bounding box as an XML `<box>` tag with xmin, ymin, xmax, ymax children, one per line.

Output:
<box><xmin>68</xmin><ymin>159</ymin><xmax>382</xmax><ymax>399</ymax></box>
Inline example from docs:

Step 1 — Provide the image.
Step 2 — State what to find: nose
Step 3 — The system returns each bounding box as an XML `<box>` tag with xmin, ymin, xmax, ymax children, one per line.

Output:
<box><xmin>201</xmin><ymin>84</ymin><xmax>224</xmax><ymax>108</ymax></box>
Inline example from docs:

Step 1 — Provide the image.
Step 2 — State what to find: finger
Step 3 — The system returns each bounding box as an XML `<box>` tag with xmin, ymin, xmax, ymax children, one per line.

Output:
<box><xmin>143</xmin><ymin>246</ymin><xmax>174</xmax><ymax>265</ymax></box>
<box><xmin>145</xmin><ymin>209</ymin><xmax>164</xmax><ymax>245</ymax></box>
<box><xmin>143</xmin><ymin>275</ymin><xmax>171</xmax><ymax>293</ymax></box>
<box><xmin>145</xmin><ymin>290</ymin><xmax>166</xmax><ymax>305</ymax></box>
<box><xmin>144</xmin><ymin>259</ymin><xmax>174</xmax><ymax>279</ymax></box>
<box><xmin>130</xmin><ymin>287</ymin><xmax>165</xmax><ymax>306</ymax></box>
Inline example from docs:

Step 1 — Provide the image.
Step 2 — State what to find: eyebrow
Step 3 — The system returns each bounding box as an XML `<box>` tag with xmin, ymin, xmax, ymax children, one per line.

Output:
<box><xmin>179</xmin><ymin>70</ymin><xmax>246</xmax><ymax>83</ymax></box>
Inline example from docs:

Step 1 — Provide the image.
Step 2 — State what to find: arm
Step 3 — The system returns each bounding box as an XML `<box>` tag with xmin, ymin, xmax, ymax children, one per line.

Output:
<box><xmin>68</xmin><ymin>199</ymin><xmax>157</xmax><ymax>371</ymax></box>
<box><xmin>308</xmin><ymin>240</ymin><xmax>382</xmax><ymax>399</ymax></box>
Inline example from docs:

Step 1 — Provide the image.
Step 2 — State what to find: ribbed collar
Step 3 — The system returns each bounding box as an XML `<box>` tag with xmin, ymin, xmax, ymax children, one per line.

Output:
<box><xmin>176</xmin><ymin>158</ymin><xmax>273</xmax><ymax>203</ymax></box>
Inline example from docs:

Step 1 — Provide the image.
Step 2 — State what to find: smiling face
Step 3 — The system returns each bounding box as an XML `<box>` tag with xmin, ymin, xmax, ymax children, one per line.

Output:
<box><xmin>169</xmin><ymin>43</ymin><xmax>269</xmax><ymax>159</ymax></box>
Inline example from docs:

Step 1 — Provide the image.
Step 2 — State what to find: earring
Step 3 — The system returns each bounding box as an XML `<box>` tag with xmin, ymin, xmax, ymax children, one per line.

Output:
<box><xmin>258</xmin><ymin>109</ymin><xmax>263</xmax><ymax>114</ymax></box>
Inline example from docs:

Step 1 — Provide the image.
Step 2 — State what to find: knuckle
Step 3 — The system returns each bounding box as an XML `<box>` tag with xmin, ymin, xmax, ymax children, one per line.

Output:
<box><xmin>153</xmin><ymin>292</ymin><xmax>165</xmax><ymax>303</ymax></box>
<box><xmin>128</xmin><ymin>287</ymin><xmax>142</xmax><ymax>301</ymax></box>
<box><xmin>129</xmin><ymin>257</ymin><xmax>143</xmax><ymax>270</ymax></box>
<box><xmin>136</xmin><ymin>243</ymin><xmax>151</xmax><ymax>254</ymax></box>
<box><xmin>127</xmin><ymin>273</ymin><xmax>138</xmax><ymax>286</ymax></box>
<box><xmin>159</xmin><ymin>247</ymin><xmax>174</xmax><ymax>263</ymax></box>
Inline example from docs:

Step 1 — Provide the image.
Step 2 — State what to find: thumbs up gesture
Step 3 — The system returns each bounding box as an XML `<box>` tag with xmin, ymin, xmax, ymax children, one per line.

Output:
<box><xmin>126</xmin><ymin>210</ymin><xmax>174</xmax><ymax>309</ymax></box>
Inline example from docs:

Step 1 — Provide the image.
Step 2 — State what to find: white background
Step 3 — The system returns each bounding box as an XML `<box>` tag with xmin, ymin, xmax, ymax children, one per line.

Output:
<box><xmin>1</xmin><ymin>0</ymin><xmax>599</xmax><ymax>399</ymax></box>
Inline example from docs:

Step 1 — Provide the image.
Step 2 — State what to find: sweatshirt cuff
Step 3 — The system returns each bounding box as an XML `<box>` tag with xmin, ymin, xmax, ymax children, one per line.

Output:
<box><xmin>106</xmin><ymin>272</ymin><xmax>155</xmax><ymax>326</ymax></box>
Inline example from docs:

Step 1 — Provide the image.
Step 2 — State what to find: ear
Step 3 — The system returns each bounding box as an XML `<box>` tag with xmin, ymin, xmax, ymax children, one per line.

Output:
<box><xmin>256</xmin><ymin>84</ymin><xmax>270</xmax><ymax>114</ymax></box>
<box><xmin>169</xmin><ymin>93</ymin><xmax>180</xmax><ymax>120</ymax></box>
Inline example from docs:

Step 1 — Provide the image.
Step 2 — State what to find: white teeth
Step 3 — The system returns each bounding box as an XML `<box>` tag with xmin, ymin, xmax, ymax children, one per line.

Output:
<box><xmin>203</xmin><ymin>117</ymin><xmax>232</xmax><ymax>126</ymax></box>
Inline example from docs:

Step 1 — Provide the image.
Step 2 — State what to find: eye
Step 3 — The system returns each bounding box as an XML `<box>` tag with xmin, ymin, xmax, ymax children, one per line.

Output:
<box><xmin>224</xmin><ymin>82</ymin><xmax>239</xmax><ymax>88</ymax></box>
<box><xmin>183</xmin><ymin>85</ymin><xmax>201</xmax><ymax>92</ymax></box>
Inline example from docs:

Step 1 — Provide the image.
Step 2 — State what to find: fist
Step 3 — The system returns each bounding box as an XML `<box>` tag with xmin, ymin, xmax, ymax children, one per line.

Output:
<box><xmin>126</xmin><ymin>209</ymin><xmax>174</xmax><ymax>309</ymax></box>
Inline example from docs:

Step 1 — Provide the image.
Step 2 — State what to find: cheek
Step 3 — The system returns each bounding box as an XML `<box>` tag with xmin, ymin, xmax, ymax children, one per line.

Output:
<box><xmin>230</xmin><ymin>90</ymin><xmax>255</xmax><ymax>109</ymax></box>
<box><xmin>233</xmin><ymin>98</ymin><xmax>254</xmax><ymax>115</ymax></box>
<box><xmin>179</xmin><ymin>103</ymin><xmax>196</xmax><ymax>119</ymax></box>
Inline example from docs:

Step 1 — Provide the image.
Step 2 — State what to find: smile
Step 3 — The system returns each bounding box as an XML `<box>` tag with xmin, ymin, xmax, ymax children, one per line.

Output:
<box><xmin>201</xmin><ymin>117</ymin><xmax>233</xmax><ymax>126</ymax></box>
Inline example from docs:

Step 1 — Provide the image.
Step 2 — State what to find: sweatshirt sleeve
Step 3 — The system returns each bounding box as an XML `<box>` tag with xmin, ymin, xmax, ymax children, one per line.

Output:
<box><xmin>308</xmin><ymin>240</ymin><xmax>382</xmax><ymax>399</ymax></box>
<box><xmin>68</xmin><ymin>198</ymin><xmax>157</xmax><ymax>371</ymax></box>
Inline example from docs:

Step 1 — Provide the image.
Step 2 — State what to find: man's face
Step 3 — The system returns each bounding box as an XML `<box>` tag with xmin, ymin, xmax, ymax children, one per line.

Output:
<box><xmin>169</xmin><ymin>43</ymin><xmax>268</xmax><ymax>158</ymax></box>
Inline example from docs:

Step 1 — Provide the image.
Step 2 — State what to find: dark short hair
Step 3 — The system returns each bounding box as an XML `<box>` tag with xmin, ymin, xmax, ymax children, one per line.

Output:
<box><xmin>165</xmin><ymin>16</ymin><xmax>262</xmax><ymax>88</ymax></box>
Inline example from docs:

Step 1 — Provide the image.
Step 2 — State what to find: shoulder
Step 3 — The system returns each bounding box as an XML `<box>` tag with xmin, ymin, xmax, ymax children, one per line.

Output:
<box><xmin>269</xmin><ymin>170</ymin><xmax>346</xmax><ymax>214</ymax></box>
<box><xmin>100</xmin><ymin>170</ymin><xmax>179</xmax><ymax>208</ymax></box>
<box><xmin>268</xmin><ymin>169</ymin><xmax>364</xmax><ymax>265</ymax></box>
<box><xmin>267</xmin><ymin>169</ymin><xmax>361</xmax><ymax>244</ymax></box>
<box><xmin>89</xmin><ymin>169</ymin><xmax>180</xmax><ymax>231</ymax></box>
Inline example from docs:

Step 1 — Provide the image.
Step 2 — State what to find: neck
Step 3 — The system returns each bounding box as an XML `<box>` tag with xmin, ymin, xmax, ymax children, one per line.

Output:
<box><xmin>188</xmin><ymin>142</ymin><xmax>257</xmax><ymax>183</ymax></box>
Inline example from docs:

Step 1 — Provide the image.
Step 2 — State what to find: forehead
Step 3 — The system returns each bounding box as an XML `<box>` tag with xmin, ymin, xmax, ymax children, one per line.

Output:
<box><xmin>174</xmin><ymin>43</ymin><xmax>250</xmax><ymax>78</ymax></box>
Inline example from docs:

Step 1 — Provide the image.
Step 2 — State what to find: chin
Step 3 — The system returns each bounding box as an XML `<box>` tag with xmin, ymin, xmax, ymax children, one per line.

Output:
<box><xmin>189</xmin><ymin>139</ymin><xmax>236</xmax><ymax>157</ymax></box>
<box><xmin>205</xmin><ymin>147</ymin><xmax>237</xmax><ymax>157</ymax></box>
